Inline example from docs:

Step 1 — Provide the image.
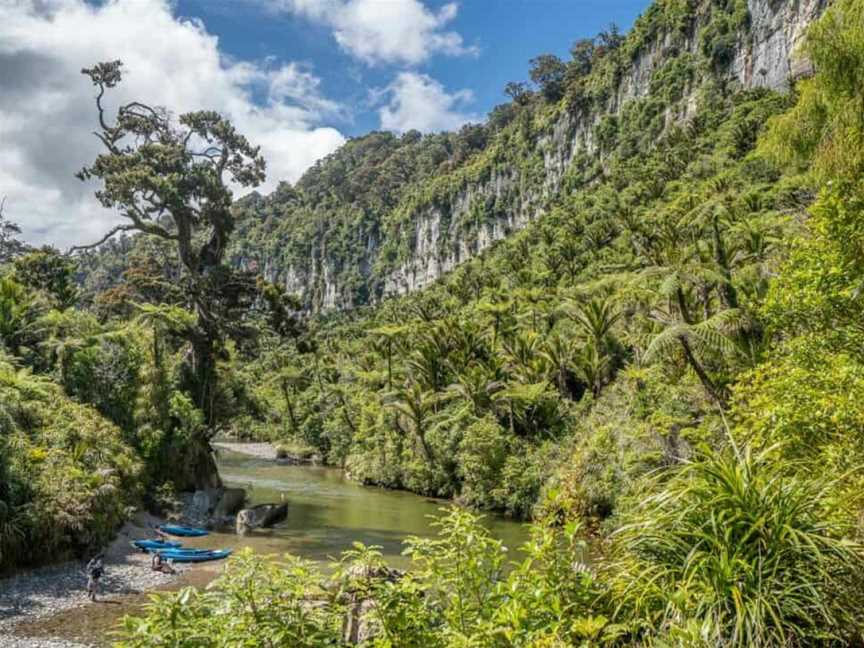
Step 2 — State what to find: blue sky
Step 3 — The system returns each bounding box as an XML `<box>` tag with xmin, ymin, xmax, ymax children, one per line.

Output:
<box><xmin>176</xmin><ymin>0</ymin><xmax>648</xmax><ymax>135</ymax></box>
<box><xmin>2</xmin><ymin>0</ymin><xmax>649</xmax><ymax>247</ymax></box>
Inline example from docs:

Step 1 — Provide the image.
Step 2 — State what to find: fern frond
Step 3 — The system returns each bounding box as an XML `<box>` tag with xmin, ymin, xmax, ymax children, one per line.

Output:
<box><xmin>643</xmin><ymin>324</ymin><xmax>690</xmax><ymax>364</ymax></box>
<box><xmin>698</xmin><ymin>308</ymin><xmax>749</xmax><ymax>336</ymax></box>
<box><xmin>688</xmin><ymin>325</ymin><xmax>737</xmax><ymax>358</ymax></box>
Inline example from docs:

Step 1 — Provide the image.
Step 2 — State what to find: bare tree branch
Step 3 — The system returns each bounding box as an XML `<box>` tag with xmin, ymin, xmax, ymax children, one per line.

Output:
<box><xmin>95</xmin><ymin>83</ymin><xmax>111</xmax><ymax>134</ymax></box>
<box><xmin>68</xmin><ymin>223</ymin><xmax>136</xmax><ymax>254</ymax></box>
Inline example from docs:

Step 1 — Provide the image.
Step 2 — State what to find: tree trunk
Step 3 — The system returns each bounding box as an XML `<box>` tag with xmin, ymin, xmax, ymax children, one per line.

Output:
<box><xmin>713</xmin><ymin>216</ymin><xmax>739</xmax><ymax>309</ymax></box>
<box><xmin>416</xmin><ymin>431</ymin><xmax>434</xmax><ymax>466</ymax></box>
<box><xmin>280</xmin><ymin>382</ymin><xmax>298</xmax><ymax>435</ymax></box>
<box><xmin>386</xmin><ymin>341</ymin><xmax>393</xmax><ymax>391</ymax></box>
<box><xmin>189</xmin><ymin>319</ymin><xmax>222</xmax><ymax>491</ymax></box>
<box><xmin>191</xmin><ymin>330</ymin><xmax>217</xmax><ymax>424</ymax></box>
<box><xmin>679</xmin><ymin>335</ymin><xmax>727</xmax><ymax>406</ymax></box>
<box><xmin>676</xmin><ymin>287</ymin><xmax>693</xmax><ymax>325</ymax></box>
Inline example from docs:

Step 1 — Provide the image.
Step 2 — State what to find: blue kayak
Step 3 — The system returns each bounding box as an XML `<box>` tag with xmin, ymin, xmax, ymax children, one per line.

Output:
<box><xmin>158</xmin><ymin>549</ymin><xmax>232</xmax><ymax>563</ymax></box>
<box><xmin>158</xmin><ymin>524</ymin><xmax>209</xmax><ymax>537</ymax></box>
<box><xmin>155</xmin><ymin>547</ymin><xmax>212</xmax><ymax>554</ymax></box>
<box><xmin>132</xmin><ymin>539</ymin><xmax>182</xmax><ymax>552</ymax></box>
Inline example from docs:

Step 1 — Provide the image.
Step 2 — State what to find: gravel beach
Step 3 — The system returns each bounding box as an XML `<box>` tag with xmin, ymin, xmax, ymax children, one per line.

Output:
<box><xmin>0</xmin><ymin>513</ymin><xmax>187</xmax><ymax>647</ymax></box>
<box><xmin>1</xmin><ymin>638</ymin><xmax>92</xmax><ymax>648</ymax></box>
<box><xmin>212</xmin><ymin>441</ymin><xmax>277</xmax><ymax>460</ymax></box>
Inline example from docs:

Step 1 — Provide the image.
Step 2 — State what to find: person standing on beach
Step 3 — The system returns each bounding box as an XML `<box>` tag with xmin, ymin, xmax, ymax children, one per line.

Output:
<box><xmin>85</xmin><ymin>554</ymin><xmax>104</xmax><ymax>601</ymax></box>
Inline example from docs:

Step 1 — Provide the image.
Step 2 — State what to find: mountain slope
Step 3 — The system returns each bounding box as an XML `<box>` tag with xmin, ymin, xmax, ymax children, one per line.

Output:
<box><xmin>229</xmin><ymin>0</ymin><xmax>825</xmax><ymax>312</ymax></box>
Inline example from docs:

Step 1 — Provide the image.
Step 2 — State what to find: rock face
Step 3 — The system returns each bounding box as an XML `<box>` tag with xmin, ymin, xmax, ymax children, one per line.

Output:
<box><xmin>376</xmin><ymin>0</ymin><xmax>827</xmax><ymax>302</ymax></box>
<box><xmin>240</xmin><ymin>0</ymin><xmax>829</xmax><ymax>312</ymax></box>
<box><xmin>235</xmin><ymin>503</ymin><xmax>288</xmax><ymax>536</ymax></box>
<box><xmin>181</xmin><ymin>487</ymin><xmax>246</xmax><ymax>528</ymax></box>
<box><xmin>731</xmin><ymin>0</ymin><xmax>827</xmax><ymax>89</ymax></box>
<box><xmin>213</xmin><ymin>488</ymin><xmax>246</xmax><ymax>520</ymax></box>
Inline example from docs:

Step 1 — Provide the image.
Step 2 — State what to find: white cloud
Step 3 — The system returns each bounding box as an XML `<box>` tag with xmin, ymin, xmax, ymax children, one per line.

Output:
<box><xmin>274</xmin><ymin>0</ymin><xmax>477</xmax><ymax>65</ymax></box>
<box><xmin>0</xmin><ymin>0</ymin><xmax>346</xmax><ymax>248</ymax></box>
<box><xmin>378</xmin><ymin>72</ymin><xmax>477</xmax><ymax>133</ymax></box>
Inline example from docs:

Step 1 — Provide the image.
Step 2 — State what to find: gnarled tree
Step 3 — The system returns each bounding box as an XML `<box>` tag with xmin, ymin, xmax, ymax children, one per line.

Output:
<box><xmin>75</xmin><ymin>60</ymin><xmax>265</xmax><ymax>487</ymax></box>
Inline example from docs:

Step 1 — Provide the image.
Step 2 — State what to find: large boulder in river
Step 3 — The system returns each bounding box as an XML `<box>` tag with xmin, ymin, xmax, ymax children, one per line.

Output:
<box><xmin>213</xmin><ymin>488</ymin><xmax>246</xmax><ymax>519</ymax></box>
<box><xmin>182</xmin><ymin>487</ymin><xmax>222</xmax><ymax>526</ymax></box>
<box><xmin>181</xmin><ymin>487</ymin><xmax>246</xmax><ymax>528</ymax></box>
<box><xmin>236</xmin><ymin>503</ymin><xmax>288</xmax><ymax>536</ymax></box>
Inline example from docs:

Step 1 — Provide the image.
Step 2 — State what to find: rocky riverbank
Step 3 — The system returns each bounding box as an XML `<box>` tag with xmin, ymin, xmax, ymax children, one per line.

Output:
<box><xmin>0</xmin><ymin>512</ymin><xmax>195</xmax><ymax>647</ymax></box>
<box><xmin>213</xmin><ymin>441</ymin><xmax>322</xmax><ymax>465</ymax></box>
<box><xmin>213</xmin><ymin>441</ymin><xmax>278</xmax><ymax>460</ymax></box>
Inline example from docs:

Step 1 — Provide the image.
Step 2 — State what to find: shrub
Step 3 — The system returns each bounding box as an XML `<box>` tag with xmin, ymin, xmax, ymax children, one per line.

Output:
<box><xmin>609</xmin><ymin>442</ymin><xmax>864</xmax><ymax>646</ymax></box>
<box><xmin>62</xmin><ymin>333</ymin><xmax>143</xmax><ymax>432</ymax></box>
<box><xmin>117</xmin><ymin>549</ymin><xmax>343</xmax><ymax>647</ymax></box>
<box><xmin>457</xmin><ymin>415</ymin><xmax>509</xmax><ymax>509</ymax></box>
<box><xmin>118</xmin><ymin>508</ymin><xmax>607</xmax><ymax>646</ymax></box>
<box><xmin>0</xmin><ymin>355</ymin><xmax>140</xmax><ymax>570</ymax></box>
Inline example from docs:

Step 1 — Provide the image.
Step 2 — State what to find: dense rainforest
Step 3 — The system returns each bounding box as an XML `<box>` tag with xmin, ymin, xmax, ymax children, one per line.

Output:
<box><xmin>4</xmin><ymin>0</ymin><xmax>864</xmax><ymax>644</ymax></box>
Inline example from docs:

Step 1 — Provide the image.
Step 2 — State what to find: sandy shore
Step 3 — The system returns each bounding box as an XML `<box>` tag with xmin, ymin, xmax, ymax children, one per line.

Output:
<box><xmin>0</xmin><ymin>512</ymin><xmax>220</xmax><ymax>647</ymax></box>
<box><xmin>213</xmin><ymin>441</ymin><xmax>277</xmax><ymax>460</ymax></box>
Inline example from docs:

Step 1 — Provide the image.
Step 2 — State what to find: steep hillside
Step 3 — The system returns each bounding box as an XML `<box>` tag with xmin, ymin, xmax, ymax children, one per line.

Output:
<box><xmin>35</xmin><ymin>0</ymin><xmax>864</xmax><ymax>643</ymax></box>
<box><xmin>70</xmin><ymin>0</ymin><xmax>837</xmax><ymax>524</ymax></box>
<box><xmin>229</xmin><ymin>0</ymin><xmax>825</xmax><ymax>311</ymax></box>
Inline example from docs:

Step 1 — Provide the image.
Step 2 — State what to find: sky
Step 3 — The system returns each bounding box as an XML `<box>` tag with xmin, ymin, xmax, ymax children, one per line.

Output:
<box><xmin>0</xmin><ymin>0</ymin><xmax>648</xmax><ymax>248</ymax></box>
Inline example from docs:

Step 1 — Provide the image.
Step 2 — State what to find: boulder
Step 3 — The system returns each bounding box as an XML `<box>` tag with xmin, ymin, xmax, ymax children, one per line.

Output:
<box><xmin>192</xmin><ymin>489</ymin><xmax>211</xmax><ymax>513</ymax></box>
<box><xmin>213</xmin><ymin>488</ymin><xmax>246</xmax><ymax>519</ymax></box>
<box><xmin>182</xmin><ymin>489</ymin><xmax>217</xmax><ymax>526</ymax></box>
<box><xmin>340</xmin><ymin>564</ymin><xmax>404</xmax><ymax>644</ymax></box>
<box><xmin>180</xmin><ymin>487</ymin><xmax>245</xmax><ymax>528</ymax></box>
<box><xmin>235</xmin><ymin>503</ymin><xmax>288</xmax><ymax>536</ymax></box>
<box><xmin>342</xmin><ymin>596</ymin><xmax>377</xmax><ymax>645</ymax></box>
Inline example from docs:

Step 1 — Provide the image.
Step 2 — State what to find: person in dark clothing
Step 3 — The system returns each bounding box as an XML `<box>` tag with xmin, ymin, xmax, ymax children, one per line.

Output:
<box><xmin>151</xmin><ymin>551</ymin><xmax>176</xmax><ymax>574</ymax></box>
<box><xmin>85</xmin><ymin>554</ymin><xmax>104</xmax><ymax>601</ymax></box>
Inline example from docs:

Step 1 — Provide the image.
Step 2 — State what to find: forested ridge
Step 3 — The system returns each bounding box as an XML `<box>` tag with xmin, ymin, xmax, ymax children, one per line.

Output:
<box><xmin>84</xmin><ymin>0</ymin><xmax>794</xmax><ymax>311</ymax></box>
<box><xmin>5</xmin><ymin>0</ymin><xmax>864</xmax><ymax>644</ymax></box>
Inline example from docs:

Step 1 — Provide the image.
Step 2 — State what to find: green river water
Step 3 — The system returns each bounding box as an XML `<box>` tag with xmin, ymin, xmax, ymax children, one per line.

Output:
<box><xmin>209</xmin><ymin>449</ymin><xmax>530</xmax><ymax>568</ymax></box>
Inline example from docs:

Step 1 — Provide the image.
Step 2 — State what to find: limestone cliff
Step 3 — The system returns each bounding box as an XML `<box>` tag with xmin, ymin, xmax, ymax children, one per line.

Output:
<box><xmin>231</xmin><ymin>0</ymin><xmax>827</xmax><ymax>311</ymax></box>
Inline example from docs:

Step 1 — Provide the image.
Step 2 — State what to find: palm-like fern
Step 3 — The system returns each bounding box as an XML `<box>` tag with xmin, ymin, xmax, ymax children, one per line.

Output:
<box><xmin>568</xmin><ymin>296</ymin><xmax>623</xmax><ymax>350</ymax></box>
<box><xmin>643</xmin><ymin>308</ymin><xmax>748</xmax><ymax>404</ymax></box>
<box><xmin>383</xmin><ymin>381</ymin><xmax>450</xmax><ymax>463</ymax></box>
<box><xmin>369</xmin><ymin>324</ymin><xmax>408</xmax><ymax>390</ymax></box>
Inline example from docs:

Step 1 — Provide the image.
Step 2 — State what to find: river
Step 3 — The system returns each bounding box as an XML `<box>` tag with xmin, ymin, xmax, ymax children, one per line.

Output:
<box><xmin>1</xmin><ymin>450</ymin><xmax>531</xmax><ymax>645</ymax></box>
<box><xmin>212</xmin><ymin>449</ymin><xmax>531</xmax><ymax>567</ymax></box>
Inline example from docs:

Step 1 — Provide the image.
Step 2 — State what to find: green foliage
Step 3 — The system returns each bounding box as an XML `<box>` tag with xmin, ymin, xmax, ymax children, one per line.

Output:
<box><xmin>0</xmin><ymin>275</ymin><xmax>35</xmax><ymax>353</ymax></box>
<box><xmin>0</xmin><ymin>353</ymin><xmax>140</xmax><ymax>571</ymax></box>
<box><xmin>610</xmin><ymin>443</ymin><xmax>864</xmax><ymax>646</ymax></box>
<box><xmin>529</xmin><ymin>54</ymin><xmax>567</xmax><ymax>101</ymax></box>
<box><xmin>0</xmin><ymin>204</ymin><xmax>27</xmax><ymax>263</ymax></box>
<box><xmin>61</xmin><ymin>331</ymin><xmax>143</xmax><ymax>432</ymax></box>
<box><xmin>760</xmin><ymin>0</ymin><xmax>864</xmax><ymax>183</ymax></box>
<box><xmin>117</xmin><ymin>549</ymin><xmax>342</xmax><ymax>647</ymax></box>
<box><xmin>726</xmin><ymin>0</ymin><xmax>864</xmax><ymax>531</ymax></box>
<box><xmin>12</xmin><ymin>247</ymin><xmax>79</xmax><ymax>309</ymax></box>
<box><xmin>456</xmin><ymin>415</ymin><xmax>510</xmax><ymax>510</ymax></box>
<box><xmin>25</xmin><ymin>1</ymin><xmax>864</xmax><ymax>645</ymax></box>
<box><xmin>226</xmin><ymin>83</ymin><xmax>794</xmax><ymax>519</ymax></box>
<box><xmin>119</xmin><ymin>509</ymin><xmax>605</xmax><ymax>647</ymax></box>
<box><xmin>699</xmin><ymin>0</ymin><xmax>749</xmax><ymax>71</ymax></box>
<box><xmin>0</xmin><ymin>223</ymin><xmax>145</xmax><ymax>570</ymax></box>
<box><xmin>77</xmin><ymin>60</ymin><xmax>268</xmax><ymax>476</ymax></box>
